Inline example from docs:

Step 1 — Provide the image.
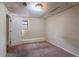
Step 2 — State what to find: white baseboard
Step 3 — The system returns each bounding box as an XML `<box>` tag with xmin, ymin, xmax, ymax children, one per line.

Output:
<box><xmin>22</xmin><ymin>37</ymin><xmax>46</xmax><ymax>44</ymax></box>
<box><xmin>47</xmin><ymin>40</ymin><xmax>78</xmax><ymax>57</ymax></box>
<box><xmin>11</xmin><ymin>37</ymin><xmax>46</xmax><ymax>46</ymax></box>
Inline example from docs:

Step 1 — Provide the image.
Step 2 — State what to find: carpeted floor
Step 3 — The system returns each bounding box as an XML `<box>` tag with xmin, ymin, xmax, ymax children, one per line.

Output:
<box><xmin>6</xmin><ymin>41</ymin><xmax>75</xmax><ymax>57</ymax></box>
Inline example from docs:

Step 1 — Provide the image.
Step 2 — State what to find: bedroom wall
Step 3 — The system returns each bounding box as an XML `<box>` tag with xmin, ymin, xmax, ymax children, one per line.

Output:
<box><xmin>46</xmin><ymin>5</ymin><xmax>79</xmax><ymax>56</ymax></box>
<box><xmin>0</xmin><ymin>3</ymin><xmax>7</xmax><ymax>57</ymax></box>
<box><xmin>10</xmin><ymin>16</ymin><xmax>46</xmax><ymax>46</ymax></box>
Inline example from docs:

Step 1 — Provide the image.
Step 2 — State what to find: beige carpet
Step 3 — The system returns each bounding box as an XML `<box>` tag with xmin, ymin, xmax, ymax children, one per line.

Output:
<box><xmin>6</xmin><ymin>41</ymin><xmax>75</xmax><ymax>57</ymax></box>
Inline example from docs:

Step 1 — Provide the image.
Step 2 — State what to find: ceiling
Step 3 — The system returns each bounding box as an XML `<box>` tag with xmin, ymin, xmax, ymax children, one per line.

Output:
<box><xmin>4</xmin><ymin>2</ymin><xmax>79</xmax><ymax>18</ymax></box>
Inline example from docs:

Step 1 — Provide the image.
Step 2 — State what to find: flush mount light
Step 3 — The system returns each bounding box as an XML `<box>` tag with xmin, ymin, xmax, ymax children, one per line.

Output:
<box><xmin>35</xmin><ymin>3</ymin><xmax>43</xmax><ymax>9</ymax></box>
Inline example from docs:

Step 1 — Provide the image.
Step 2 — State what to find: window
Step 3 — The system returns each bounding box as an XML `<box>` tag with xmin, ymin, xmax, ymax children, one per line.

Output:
<box><xmin>22</xmin><ymin>20</ymin><xmax>28</xmax><ymax>30</ymax></box>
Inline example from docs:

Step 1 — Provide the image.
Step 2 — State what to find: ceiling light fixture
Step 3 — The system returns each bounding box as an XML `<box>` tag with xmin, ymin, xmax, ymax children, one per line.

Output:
<box><xmin>35</xmin><ymin>3</ymin><xmax>43</xmax><ymax>9</ymax></box>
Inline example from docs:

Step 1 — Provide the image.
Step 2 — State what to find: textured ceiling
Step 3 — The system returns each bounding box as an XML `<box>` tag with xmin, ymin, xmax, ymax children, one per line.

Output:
<box><xmin>4</xmin><ymin>2</ymin><xmax>79</xmax><ymax>18</ymax></box>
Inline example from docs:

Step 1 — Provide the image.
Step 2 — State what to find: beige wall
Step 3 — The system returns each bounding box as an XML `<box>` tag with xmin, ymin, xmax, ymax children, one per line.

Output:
<box><xmin>9</xmin><ymin>15</ymin><xmax>46</xmax><ymax>45</ymax></box>
<box><xmin>23</xmin><ymin>18</ymin><xmax>45</xmax><ymax>39</ymax></box>
<box><xmin>0</xmin><ymin>3</ymin><xmax>7</xmax><ymax>57</ymax></box>
<box><xmin>22</xmin><ymin>18</ymin><xmax>46</xmax><ymax>43</ymax></box>
<box><xmin>46</xmin><ymin>5</ymin><xmax>79</xmax><ymax>56</ymax></box>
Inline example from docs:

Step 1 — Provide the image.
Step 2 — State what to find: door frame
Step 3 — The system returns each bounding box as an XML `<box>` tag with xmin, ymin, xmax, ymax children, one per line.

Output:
<box><xmin>6</xmin><ymin>14</ymin><xmax>11</xmax><ymax>51</ymax></box>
